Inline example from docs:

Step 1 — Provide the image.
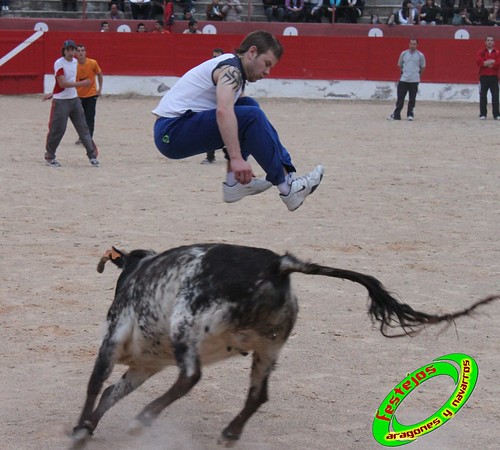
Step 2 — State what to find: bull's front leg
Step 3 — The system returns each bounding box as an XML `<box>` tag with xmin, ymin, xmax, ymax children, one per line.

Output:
<box><xmin>72</xmin><ymin>342</ymin><xmax>116</xmax><ymax>443</ymax></box>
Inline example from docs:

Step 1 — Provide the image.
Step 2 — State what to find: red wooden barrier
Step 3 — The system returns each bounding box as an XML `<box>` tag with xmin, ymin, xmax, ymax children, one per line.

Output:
<box><xmin>0</xmin><ymin>29</ymin><xmax>486</xmax><ymax>95</ymax></box>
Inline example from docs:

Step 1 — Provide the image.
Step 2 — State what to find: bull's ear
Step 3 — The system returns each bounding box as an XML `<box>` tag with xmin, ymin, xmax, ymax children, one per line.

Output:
<box><xmin>111</xmin><ymin>246</ymin><xmax>123</xmax><ymax>261</ymax></box>
<box><xmin>110</xmin><ymin>246</ymin><xmax>127</xmax><ymax>268</ymax></box>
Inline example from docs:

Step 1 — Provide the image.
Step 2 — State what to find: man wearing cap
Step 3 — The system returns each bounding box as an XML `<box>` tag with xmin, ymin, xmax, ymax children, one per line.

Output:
<box><xmin>44</xmin><ymin>39</ymin><xmax>100</xmax><ymax>167</ymax></box>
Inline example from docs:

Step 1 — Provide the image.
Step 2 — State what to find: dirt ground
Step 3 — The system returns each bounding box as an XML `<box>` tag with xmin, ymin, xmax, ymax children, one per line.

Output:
<box><xmin>1</xmin><ymin>95</ymin><xmax>499</xmax><ymax>450</ymax></box>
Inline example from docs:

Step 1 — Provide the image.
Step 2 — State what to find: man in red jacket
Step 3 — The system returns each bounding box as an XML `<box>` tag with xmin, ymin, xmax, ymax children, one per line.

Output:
<box><xmin>476</xmin><ymin>36</ymin><xmax>500</xmax><ymax>120</ymax></box>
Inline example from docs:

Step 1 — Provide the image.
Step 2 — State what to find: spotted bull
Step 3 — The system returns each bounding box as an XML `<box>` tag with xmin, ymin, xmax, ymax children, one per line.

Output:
<box><xmin>72</xmin><ymin>243</ymin><xmax>498</xmax><ymax>445</ymax></box>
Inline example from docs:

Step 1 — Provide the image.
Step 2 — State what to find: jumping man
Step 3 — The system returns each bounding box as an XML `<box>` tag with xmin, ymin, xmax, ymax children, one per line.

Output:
<box><xmin>153</xmin><ymin>31</ymin><xmax>324</xmax><ymax>211</ymax></box>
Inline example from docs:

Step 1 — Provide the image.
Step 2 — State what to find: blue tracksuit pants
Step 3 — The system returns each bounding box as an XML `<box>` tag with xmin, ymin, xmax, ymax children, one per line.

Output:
<box><xmin>153</xmin><ymin>97</ymin><xmax>295</xmax><ymax>185</ymax></box>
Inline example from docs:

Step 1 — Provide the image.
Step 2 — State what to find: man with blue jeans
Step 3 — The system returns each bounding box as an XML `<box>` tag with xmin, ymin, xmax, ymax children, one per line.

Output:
<box><xmin>389</xmin><ymin>38</ymin><xmax>426</xmax><ymax>121</ymax></box>
<box><xmin>153</xmin><ymin>31</ymin><xmax>323</xmax><ymax>211</ymax></box>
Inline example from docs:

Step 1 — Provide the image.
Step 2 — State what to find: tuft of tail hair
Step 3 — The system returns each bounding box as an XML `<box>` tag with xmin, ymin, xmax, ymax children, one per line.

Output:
<box><xmin>279</xmin><ymin>254</ymin><xmax>499</xmax><ymax>337</ymax></box>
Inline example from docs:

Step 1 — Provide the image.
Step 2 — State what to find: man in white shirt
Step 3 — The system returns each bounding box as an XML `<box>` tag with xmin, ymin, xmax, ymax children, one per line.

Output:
<box><xmin>153</xmin><ymin>31</ymin><xmax>324</xmax><ymax>211</ymax></box>
<box><xmin>44</xmin><ymin>40</ymin><xmax>99</xmax><ymax>167</ymax></box>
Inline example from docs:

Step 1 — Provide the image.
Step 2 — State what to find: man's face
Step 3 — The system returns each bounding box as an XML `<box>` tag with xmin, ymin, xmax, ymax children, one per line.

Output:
<box><xmin>486</xmin><ymin>37</ymin><xmax>495</xmax><ymax>50</ymax></box>
<box><xmin>64</xmin><ymin>46</ymin><xmax>76</xmax><ymax>60</ymax></box>
<box><xmin>409</xmin><ymin>40</ymin><xmax>418</xmax><ymax>51</ymax></box>
<box><xmin>76</xmin><ymin>46</ymin><xmax>86</xmax><ymax>62</ymax></box>
<box><xmin>102</xmin><ymin>23</ymin><xmax>109</xmax><ymax>31</ymax></box>
<box><xmin>242</xmin><ymin>48</ymin><xmax>278</xmax><ymax>83</ymax></box>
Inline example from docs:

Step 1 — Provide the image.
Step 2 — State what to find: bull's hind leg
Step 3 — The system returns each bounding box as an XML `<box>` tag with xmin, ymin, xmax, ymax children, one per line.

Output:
<box><xmin>130</xmin><ymin>343</ymin><xmax>202</xmax><ymax>432</ymax></box>
<box><xmin>221</xmin><ymin>346</ymin><xmax>280</xmax><ymax>441</ymax></box>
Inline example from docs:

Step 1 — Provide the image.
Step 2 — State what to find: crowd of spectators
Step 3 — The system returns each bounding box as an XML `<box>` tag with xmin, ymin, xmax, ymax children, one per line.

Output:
<box><xmin>4</xmin><ymin>0</ymin><xmax>500</xmax><ymax>26</ymax></box>
<box><xmin>385</xmin><ymin>0</ymin><xmax>500</xmax><ymax>25</ymax></box>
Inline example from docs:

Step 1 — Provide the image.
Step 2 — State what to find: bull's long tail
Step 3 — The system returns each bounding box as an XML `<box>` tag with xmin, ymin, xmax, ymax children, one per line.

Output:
<box><xmin>279</xmin><ymin>254</ymin><xmax>499</xmax><ymax>337</ymax></box>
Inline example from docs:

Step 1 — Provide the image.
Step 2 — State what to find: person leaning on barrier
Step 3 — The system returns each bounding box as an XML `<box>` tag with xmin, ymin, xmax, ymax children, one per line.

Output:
<box><xmin>263</xmin><ymin>0</ymin><xmax>286</xmax><ymax>22</ymax></box>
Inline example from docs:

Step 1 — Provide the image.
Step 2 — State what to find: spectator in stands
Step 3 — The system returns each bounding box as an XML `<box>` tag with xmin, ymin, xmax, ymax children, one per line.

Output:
<box><xmin>325</xmin><ymin>0</ymin><xmax>342</xmax><ymax>23</ymax></box>
<box><xmin>183</xmin><ymin>9</ymin><xmax>193</xmax><ymax>20</ymax></box>
<box><xmin>419</xmin><ymin>0</ymin><xmax>441</xmax><ymax>24</ymax></box>
<box><xmin>458</xmin><ymin>0</ymin><xmax>473</xmax><ymax>9</ymax></box>
<box><xmin>177</xmin><ymin>0</ymin><xmax>195</xmax><ymax>14</ymax></box>
<box><xmin>304</xmin><ymin>0</ymin><xmax>323</xmax><ymax>22</ymax></box>
<box><xmin>207</xmin><ymin>0</ymin><xmax>225</xmax><ymax>20</ymax></box>
<box><xmin>457</xmin><ymin>0</ymin><xmax>473</xmax><ymax>14</ymax></box>
<box><xmin>153</xmin><ymin>19</ymin><xmax>170</xmax><ymax>32</ymax></box>
<box><xmin>149</xmin><ymin>0</ymin><xmax>165</xmax><ymax>20</ymax></box>
<box><xmin>263</xmin><ymin>0</ymin><xmax>286</xmax><ymax>21</ymax></box>
<box><xmin>100</xmin><ymin>21</ymin><xmax>110</xmax><ymax>32</ymax></box>
<box><xmin>489</xmin><ymin>0</ymin><xmax>500</xmax><ymax>25</ymax></box>
<box><xmin>285</xmin><ymin>0</ymin><xmax>305</xmax><ymax>22</ymax></box>
<box><xmin>340</xmin><ymin>0</ymin><xmax>364</xmax><ymax>23</ymax></box>
<box><xmin>469</xmin><ymin>0</ymin><xmax>489</xmax><ymax>25</ymax></box>
<box><xmin>452</xmin><ymin>6</ymin><xmax>472</xmax><ymax>24</ymax></box>
<box><xmin>370</xmin><ymin>13</ymin><xmax>380</xmax><ymax>23</ymax></box>
<box><xmin>105</xmin><ymin>2</ymin><xmax>125</xmax><ymax>19</ymax></box>
<box><xmin>222</xmin><ymin>0</ymin><xmax>244</xmax><ymax>21</ymax></box>
<box><xmin>107</xmin><ymin>0</ymin><xmax>125</xmax><ymax>12</ymax></box>
<box><xmin>62</xmin><ymin>0</ymin><xmax>77</xmax><ymax>12</ymax></box>
<box><xmin>137</xmin><ymin>22</ymin><xmax>147</xmax><ymax>32</ymax></box>
<box><xmin>440</xmin><ymin>0</ymin><xmax>455</xmax><ymax>24</ymax></box>
<box><xmin>130</xmin><ymin>0</ymin><xmax>152</xmax><ymax>20</ymax></box>
<box><xmin>1</xmin><ymin>0</ymin><xmax>10</xmax><ymax>12</ymax></box>
<box><xmin>183</xmin><ymin>18</ymin><xmax>202</xmax><ymax>32</ymax></box>
<box><xmin>397</xmin><ymin>0</ymin><xmax>417</xmax><ymax>25</ymax></box>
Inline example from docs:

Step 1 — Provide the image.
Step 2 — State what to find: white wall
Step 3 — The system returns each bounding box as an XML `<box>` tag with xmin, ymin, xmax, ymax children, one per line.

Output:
<box><xmin>44</xmin><ymin>75</ymin><xmax>479</xmax><ymax>102</ymax></box>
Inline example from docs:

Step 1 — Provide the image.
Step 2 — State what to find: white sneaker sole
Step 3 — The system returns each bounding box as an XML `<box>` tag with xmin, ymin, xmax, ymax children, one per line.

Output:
<box><xmin>223</xmin><ymin>178</ymin><xmax>272</xmax><ymax>203</ymax></box>
<box><xmin>280</xmin><ymin>165</ymin><xmax>324</xmax><ymax>211</ymax></box>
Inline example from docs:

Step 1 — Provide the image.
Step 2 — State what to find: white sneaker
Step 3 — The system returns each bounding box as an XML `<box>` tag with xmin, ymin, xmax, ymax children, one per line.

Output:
<box><xmin>223</xmin><ymin>178</ymin><xmax>272</xmax><ymax>203</ymax></box>
<box><xmin>480</xmin><ymin>116</ymin><xmax>486</xmax><ymax>120</ymax></box>
<box><xmin>280</xmin><ymin>165</ymin><xmax>324</xmax><ymax>211</ymax></box>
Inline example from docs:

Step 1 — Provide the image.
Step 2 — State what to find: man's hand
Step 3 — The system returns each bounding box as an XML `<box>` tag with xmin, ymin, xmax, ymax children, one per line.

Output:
<box><xmin>230</xmin><ymin>158</ymin><xmax>255</xmax><ymax>185</ymax></box>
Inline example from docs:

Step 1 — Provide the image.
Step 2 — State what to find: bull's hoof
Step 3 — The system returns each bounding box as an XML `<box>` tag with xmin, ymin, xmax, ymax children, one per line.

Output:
<box><xmin>69</xmin><ymin>426</ymin><xmax>92</xmax><ymax>449</ymax></box>
<box><xmin>128</xmin><ymin>416</ymin><xmax>152</xmax><ymax>436</ymax></box>
<box><xmin>218</xmin><ymin>428</ymin><xmax>240</xmax><ymax>447</ymax></box>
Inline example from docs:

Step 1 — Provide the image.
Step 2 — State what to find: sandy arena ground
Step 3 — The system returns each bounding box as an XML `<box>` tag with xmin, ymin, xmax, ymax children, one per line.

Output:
<box><xmin>1</xmin><ymin>95</ymin><xmax>499</xmax><ymax>450</ymax></box>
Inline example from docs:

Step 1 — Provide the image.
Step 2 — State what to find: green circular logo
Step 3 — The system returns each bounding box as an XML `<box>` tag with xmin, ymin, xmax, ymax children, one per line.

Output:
<box><xmin>373</xmin><ymin>353</ymin><xmax>478</xmax><ymax>446</ymax></box>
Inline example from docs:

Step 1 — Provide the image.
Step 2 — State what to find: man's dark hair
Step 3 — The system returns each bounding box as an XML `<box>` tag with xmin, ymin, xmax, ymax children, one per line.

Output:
<box><xmin>235</xmin><ymin>31</ymin><xmax>283</xmax><ymax>60</ymax></box>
